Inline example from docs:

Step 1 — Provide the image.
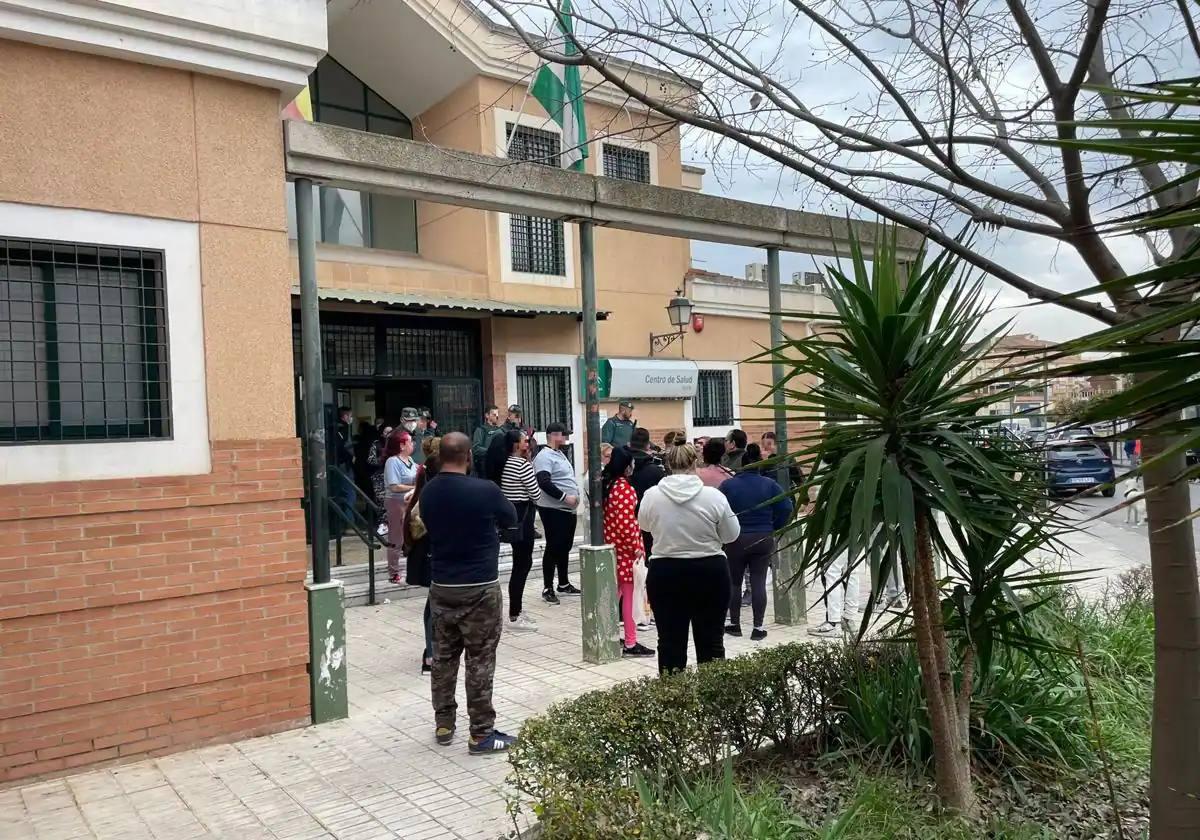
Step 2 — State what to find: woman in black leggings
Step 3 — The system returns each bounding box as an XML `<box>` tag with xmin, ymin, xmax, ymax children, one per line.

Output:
<box><xmin>638</xmin><ymin>443</ymin><xmax>741</xmax><ymax>674</ymax></box>
<box><xmin>485</xmin><ymin>430</ymin><xmax>541</xmax><ymax>631</ymax></box>
<box><xmin>719</xmin><ymin>444</ymin><xmax>793</xmax><ymax>641</ymax></box>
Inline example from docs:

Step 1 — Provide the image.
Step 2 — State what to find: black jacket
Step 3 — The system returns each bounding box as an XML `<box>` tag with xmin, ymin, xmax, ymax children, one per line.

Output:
<box><xmin>628</xmin><ymin>449</ymin><xmax>665</xmax><ymax>508</ymax></box>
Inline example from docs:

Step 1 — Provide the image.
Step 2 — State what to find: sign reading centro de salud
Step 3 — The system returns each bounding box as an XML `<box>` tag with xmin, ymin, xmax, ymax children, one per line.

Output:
<box><xmin>579</xmin><ymin>358</ymin><xmax>700</xmax><ymax>400</ymax></box>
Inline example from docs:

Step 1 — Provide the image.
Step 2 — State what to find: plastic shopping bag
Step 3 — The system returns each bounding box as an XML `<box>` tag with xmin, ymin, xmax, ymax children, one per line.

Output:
<box><xmin>631</xmin><ymin>556</ymin><xmax>650</xmax><ymax>625</ymax></box>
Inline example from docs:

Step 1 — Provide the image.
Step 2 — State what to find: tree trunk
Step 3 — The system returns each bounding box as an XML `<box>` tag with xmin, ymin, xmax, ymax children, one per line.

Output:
<box><xmin>912</xmin><ymin>510</ymin><xmax>977</xmax><ymax>815</ymax></box>
<box><xmin>1141</xmin><ymin>418</ymin><xmax>1200</xmax><ymax>838</ymax></box>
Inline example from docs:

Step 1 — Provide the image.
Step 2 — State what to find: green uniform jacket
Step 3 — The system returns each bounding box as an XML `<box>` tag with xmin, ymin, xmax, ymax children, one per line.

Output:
<box><xmin>471</xmin><ymin>423</ymin><xmax>504</xmax><ymax>470</ymax></box>
<box><xmin>601</xmin><ymin>416</ymin><xmax>636</xmax><ymax>448</ymax></box>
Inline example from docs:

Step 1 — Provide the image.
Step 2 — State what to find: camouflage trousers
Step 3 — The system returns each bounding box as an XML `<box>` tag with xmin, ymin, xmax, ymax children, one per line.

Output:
<box><xmin>429</xmin><ymin>582</ymin><xmax>503</xmax><ymax>738</ymax></box>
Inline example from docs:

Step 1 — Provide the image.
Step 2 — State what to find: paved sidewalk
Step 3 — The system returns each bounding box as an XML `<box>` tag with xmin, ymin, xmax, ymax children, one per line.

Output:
<box><xmin>1</xmin><ymin>519</ymin><xmax>1147</xmax><ymax>840</ymax></box>
<box><xmin>1</xmin><ymin>578</ymin><xmax>823</xmax><ymax>840</ymax></box>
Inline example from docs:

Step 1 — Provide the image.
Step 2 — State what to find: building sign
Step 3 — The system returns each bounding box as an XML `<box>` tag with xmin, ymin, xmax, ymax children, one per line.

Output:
<box><xmin>579</xmin><ymin>358</ymin><xmax>699</xmax><ymax>400</ymax></box>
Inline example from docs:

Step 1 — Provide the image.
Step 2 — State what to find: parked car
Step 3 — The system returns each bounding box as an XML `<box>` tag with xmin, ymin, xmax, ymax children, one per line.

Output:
<box><xmin>1045</xmin><ymin>441</ymin><xmax>1116</xmax><ymax>497</ymax></box>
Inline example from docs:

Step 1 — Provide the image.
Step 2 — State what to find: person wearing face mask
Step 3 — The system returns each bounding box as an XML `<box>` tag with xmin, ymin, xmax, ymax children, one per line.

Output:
<box><xmin>400</xmin><ymin>407</ymin><xmax>422</xmax><ymax>463</ymax></box>
<box><xmin>602</xmin><ymin>446</ymin><xmax>655</xmax><ymax>657</ymax></box>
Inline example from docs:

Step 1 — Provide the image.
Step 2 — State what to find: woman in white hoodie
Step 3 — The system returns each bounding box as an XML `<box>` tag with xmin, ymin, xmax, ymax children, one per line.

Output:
<box><xmin>638</xmin><ymin>443</ymin><xmax>741</xmax><ymax>674</ymax></box>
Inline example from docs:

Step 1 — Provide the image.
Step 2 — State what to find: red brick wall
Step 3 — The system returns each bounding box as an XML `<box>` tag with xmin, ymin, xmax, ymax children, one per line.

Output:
<box><xmin>0</xmin><ymin>439</ymin><xmax>310</xmax><ymax>783</ymax></box>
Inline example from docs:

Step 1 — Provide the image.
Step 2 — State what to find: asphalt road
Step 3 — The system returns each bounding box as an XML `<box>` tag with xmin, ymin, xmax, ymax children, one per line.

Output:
<box><xmin>1057</xmin><ymin>479</ymin><xmax>1200</xmax><ymax>568</ymax></box>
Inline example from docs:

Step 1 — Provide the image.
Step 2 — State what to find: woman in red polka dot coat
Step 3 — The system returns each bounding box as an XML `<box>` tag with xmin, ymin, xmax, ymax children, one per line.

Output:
<box><xmin>603</xmin><ymin>446</ymin><xmax>655</xmax><ymax>657</ymax></box>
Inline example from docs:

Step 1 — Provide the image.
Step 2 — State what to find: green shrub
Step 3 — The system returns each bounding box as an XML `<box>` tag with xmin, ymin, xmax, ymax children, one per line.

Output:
<box><xmin>508</xmin><ymin>579</ymin><xmax>1152</xmax><ymax>836</ymax></box>
<box><xmin>508</xmin><ymin>643</ymin><xmax>853</xmax><ymax>831</ymax></box>
<box><xmin>834</xmin><ymin>577</ymin><xmax>1154</xmax><ymax>777</ymax></box>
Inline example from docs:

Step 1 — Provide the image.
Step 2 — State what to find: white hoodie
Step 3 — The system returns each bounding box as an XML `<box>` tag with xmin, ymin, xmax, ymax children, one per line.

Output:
<box><xmin>638</xmin><ymin>473</ymin><xmax>741</xmax><ymax>559</ymax></box>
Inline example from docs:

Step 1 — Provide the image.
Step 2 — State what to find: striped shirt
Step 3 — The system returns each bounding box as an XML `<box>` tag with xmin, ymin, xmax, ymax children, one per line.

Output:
<box><xmin>500</xmin><ymin>455</ymin><xmax>540</xmax><ymax>503</ymax></box>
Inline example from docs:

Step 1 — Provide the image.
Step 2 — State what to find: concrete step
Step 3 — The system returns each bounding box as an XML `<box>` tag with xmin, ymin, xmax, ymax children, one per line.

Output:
<box><xmin>311</xmin><ymin>532</ymin><xmax>588</xmax><ymax>607</ymax></box>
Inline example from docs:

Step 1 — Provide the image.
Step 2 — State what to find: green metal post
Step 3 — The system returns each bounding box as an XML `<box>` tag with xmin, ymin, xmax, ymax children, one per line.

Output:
<box><xmin>580</xmin><ymin>545</ymin><xmax>621</xmax><ymax>663</ymax></box>
<box><xmin>767</xmin><ymin>247</ymin><xmax>807</xmax><ymax>625</ymax></box>
<box><xmin>579</xmin><ymin>222</ymin><xmax>619</xmax><ymax>663</ymax></box>
<box><xmin>580</xmin><ymin>222</ymin><xmax>603</xmax><ymax>545</ymax></box>
<box><xmin>306</xmin><ymin>581</ymin><xmax>348</xmax><ymax>723</ymax></box>
<box><xmin>297</xmin><ymin>177</ymin><xmax>329</xmax><ymax>582</ymax></box>
<box><xmin>297</xmin><ymin>178</ymin><xmax>348</xmax><ymax>721</ymax></box>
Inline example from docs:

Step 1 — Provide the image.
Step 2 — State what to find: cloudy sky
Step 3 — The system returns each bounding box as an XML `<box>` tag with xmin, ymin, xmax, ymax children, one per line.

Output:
<box><xmin>487</xmin><ymin>0</ymin><xmax>1190</xmax><ymax>342</ymax></box>
<box><xmin>684</xmin><ymin>143</ymin><xmax>1156</xmax><ymax>342</ymax></box>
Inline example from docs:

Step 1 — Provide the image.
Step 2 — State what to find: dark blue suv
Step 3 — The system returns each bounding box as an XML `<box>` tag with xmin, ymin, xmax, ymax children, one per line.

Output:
<box><xmin>1045</xmin><ymin>441</ymin><xmax>1116</xmax><ymax>497</ymax></box>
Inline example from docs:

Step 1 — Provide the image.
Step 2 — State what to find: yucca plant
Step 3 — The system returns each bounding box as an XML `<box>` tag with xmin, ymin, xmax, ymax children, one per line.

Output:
<box><xmin>772</xmin><ymin>231</ymin><xmax>1065</xmax><ymax>814</ymax></box>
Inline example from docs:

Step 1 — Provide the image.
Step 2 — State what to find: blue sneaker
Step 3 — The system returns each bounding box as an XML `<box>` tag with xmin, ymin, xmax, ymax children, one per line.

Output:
<box><xmin>468</xmin><ymin>730</ymin><xmax>516</xmax><ymax>756</ymax></box>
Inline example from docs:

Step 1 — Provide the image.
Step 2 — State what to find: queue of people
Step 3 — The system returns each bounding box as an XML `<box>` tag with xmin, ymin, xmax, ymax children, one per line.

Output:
<box><xmin>354</xmin><ymin>397</ymin><xmax>853</xmax><ymax>754</ymax></box>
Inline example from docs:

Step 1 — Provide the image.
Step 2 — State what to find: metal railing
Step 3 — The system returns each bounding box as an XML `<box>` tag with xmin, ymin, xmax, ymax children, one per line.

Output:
<box><xmin>327</xmin><ymin>464</ymin><xmax>386</xmax><ymax>606</ymax></box>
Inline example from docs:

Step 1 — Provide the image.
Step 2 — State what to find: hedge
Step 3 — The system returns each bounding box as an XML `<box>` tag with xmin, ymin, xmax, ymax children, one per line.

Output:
<box><xmin>507</xmin><ymin>643</ymin><xmax>862</xmax><ymax>837</ymax></box>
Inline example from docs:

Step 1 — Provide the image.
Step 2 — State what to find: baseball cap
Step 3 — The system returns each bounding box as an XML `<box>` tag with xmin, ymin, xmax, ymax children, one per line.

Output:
<box><xmin>419</xmin><ymin>407</ymin><xmax>432</xmax><ymax>419</ymax></box>
<box><xmin>400</xmin><ymin>407</ymin><xmax>419</xmax><ymax>421</ymax></box>
<box><xmin>507</xmin><ymin>404</ymin><xmax>522</xmax><ymax>414</ymax></box>
<box><xmin>545</xmin><ymin>421</ymin><xmax>569</xmax><ymax>435</ymax></box>
<box><xmin>619</xmin><ymin>400</ymin><xmax>635</xmax><ymax>409</ymax></box>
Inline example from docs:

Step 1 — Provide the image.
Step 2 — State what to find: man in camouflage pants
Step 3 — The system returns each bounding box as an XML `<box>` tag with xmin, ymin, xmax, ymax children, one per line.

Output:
<box><xmin>417</xmin><ymin>432</ymin><xmax>519</xmax><ymax>755</ymax></box>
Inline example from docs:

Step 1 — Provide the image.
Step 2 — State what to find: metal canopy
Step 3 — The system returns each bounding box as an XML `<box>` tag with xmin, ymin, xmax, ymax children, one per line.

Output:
<box><xmin>291</xmin><ymin>286</ymin><xmax>609</xmax><ymax>319</ymax></box>
<box><xmin>284</xmin><ymin>120</ymin><xmax>923</xmax><ymax>259</ymax></box>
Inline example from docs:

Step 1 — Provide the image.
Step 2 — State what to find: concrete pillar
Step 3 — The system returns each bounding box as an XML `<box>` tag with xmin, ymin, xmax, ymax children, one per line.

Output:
<box><xmin>580</xmin><ymin>545</ymin><xmax>620</xmax><ymax>663</ymax></box>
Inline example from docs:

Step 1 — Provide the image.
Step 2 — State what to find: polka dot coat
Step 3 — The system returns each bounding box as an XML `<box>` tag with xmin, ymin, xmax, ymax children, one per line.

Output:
<box><xmin>603</xmin><ymin>477</ymin><xmax>644</xmax><ymax>584</ymax></box>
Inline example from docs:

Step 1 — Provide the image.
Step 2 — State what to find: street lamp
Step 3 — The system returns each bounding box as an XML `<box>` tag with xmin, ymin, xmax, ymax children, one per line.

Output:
<box><xmin>649</xmin><ymin>288</ymin><xmax>693</xmax><ymax>355</ymax></box>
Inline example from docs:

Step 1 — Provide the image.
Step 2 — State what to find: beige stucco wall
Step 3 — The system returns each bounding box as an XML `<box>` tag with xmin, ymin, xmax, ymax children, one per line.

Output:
<box><xmin>303</xmin><ymin>68</ymin><xmax>817</xmax><ymax>439</ymax></box>
<box><xmin>0</xmin><ymin>40</ymin><xmax>295</xmax><ymax>442</ymax></box>
<box><xmin>413</xmin><ymin>77</ymin><xmax>491</xmax><ymax>276</ymax></box>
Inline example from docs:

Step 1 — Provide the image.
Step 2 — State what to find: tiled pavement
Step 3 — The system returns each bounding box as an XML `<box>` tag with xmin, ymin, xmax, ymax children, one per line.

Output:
<box><xmin>1</xmin><ymin>509</ymin><xmax>1153</xmax><ymax>840</ymax></box>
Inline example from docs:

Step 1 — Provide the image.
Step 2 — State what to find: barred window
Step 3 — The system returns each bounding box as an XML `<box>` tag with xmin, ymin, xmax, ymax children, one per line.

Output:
<box><xmin>291</xmin><ymin>319</ymin><xmax>479</xmax><ymax>379</ymax></box>
<box><xmin>603</xmin><ymin>143</ymin><xmax>651</xmax><ymax>183</ymax></box>
<box><xmin>507</xmin><ymin>124</ymin><xmax>566</xmax><ymax>276</ymax></box>
<box><xmin>517</xmin><ymin>365</ymin><xmax>572</xmax><ymax>432</ymax></box>
<box><xmin>693</xmin><ymin>369</ymin><xmax>733</xmax><ymax>427</ymax></box>
<box><xmin>0</xmin><ymin>238</ymin><xmax>171</xmax><ymax>443</ymax></box>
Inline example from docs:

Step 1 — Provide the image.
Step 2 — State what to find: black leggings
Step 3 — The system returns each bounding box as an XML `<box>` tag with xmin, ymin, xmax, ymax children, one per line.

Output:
<box><xmin>508</xmin><ymin>502</ymin><xmax>536</xmax><ymax>618</ymax></box>
<box><xmin>646</xmin><ymin>554</ymin><xmax>731</xmax><ymax>674</ymax></box>
<box><xmin>539</xmin><ymin>507</ymin><xmax>577</xmax><ymax>590</ymax></box>
<box><xmin>727</xmin><ymin>534</ymin><xmax>773</xmax><ymax>629</ymax></box>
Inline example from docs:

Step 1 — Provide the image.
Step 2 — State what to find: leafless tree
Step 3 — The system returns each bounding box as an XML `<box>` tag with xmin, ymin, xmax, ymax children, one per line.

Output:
<box><xmin>480</xmin><ymin>0</ymin><xmax>1200</xmax><ymax>832</ymax></box>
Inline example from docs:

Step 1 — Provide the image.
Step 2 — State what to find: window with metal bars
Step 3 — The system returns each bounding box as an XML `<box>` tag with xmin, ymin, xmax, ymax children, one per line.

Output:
<box><xmin>603</xmin><ymin>143</ymin><xmax>652</xmax><ymax>183</ymax></box>
<box><xmin>517</xmin><ymin>366</ymin><xmax>572</xmax><ymax>433</ymax></box>
<box><xmin>290</xmin><ymin>318</ymin><xmax>479</xmax><ymax>379</ymax></box>
<box><xmin>507</xmin><ymin>123</ymin><xmax>566</xmax><ymax>276</ymax></box>
<box><xmin>692</xmin><ymin>369</ymin><xmax>734</xmax><ymax>427</ymax></box>
<box><xmin>0</xmin><ymin>237</ymin><xmax>171</xmax><ymax>443</ymax></box>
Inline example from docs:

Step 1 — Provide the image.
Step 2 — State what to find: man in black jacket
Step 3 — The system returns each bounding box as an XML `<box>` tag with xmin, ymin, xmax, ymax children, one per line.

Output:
<box><xmin>627</xmin><ymin>427</ymin><xmax>665</xmax><ymax>559</ymax></box>
<box><xmin>420</xmin><ymin>432</ymin><xmax>519</xmax><ymax>755</ymax></box>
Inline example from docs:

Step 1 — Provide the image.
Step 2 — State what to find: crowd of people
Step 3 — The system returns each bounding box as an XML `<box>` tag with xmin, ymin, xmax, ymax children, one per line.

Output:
<box><xmin>335</xmin><ymin>399</ymin><xmax>886</xmax><ymax>756</ymax></box>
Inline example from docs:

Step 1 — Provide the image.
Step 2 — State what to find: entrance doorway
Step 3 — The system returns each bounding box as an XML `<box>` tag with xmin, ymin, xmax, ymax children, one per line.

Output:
<box><xmin>291</xmin><ymin>309</ymin><xmax>485</xmax><ymax>437</ymax></box>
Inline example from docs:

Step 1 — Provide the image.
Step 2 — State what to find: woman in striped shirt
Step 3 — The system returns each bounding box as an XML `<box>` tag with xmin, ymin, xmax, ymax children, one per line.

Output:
<box><xmin>485</xmin><ymin>429</ymin><xmax>541</xmax><ymax>632</ymax></box>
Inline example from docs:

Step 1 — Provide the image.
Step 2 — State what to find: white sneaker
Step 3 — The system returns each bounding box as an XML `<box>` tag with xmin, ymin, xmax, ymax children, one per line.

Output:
<box><xmin>807</xmin><ymin>621</ymin><xmax>838</xmax><ymax>636</ymax></box>
<box><xmin>509</xmin><ymin>613</ymin><xmax>539</xmax><ymax>632</ymax></box>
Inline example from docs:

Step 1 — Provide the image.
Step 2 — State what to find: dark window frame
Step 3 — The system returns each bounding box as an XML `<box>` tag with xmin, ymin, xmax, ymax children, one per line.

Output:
<box><xmin>290</xmin><ymin>311</ymin><xmax>481</xmax><ymax>380</ymax></box>
<box><xmin>0</xmin><ymin>237</ymin><xmax>172</xmax><ymax>445</ymax></box>
<box><xmin>516</xmin><ymin>365</ymin><xmax>573</xmax><ymax>434</ymax></box>
<box><xmin>308</xmin><ymin>57</ymin><xmax>417</xmax><ymax>253</ymax></box>
<box><xmin>506</xmin><ymin>123</ymin><xmax>567</xmax><ymax>276</ymax></box>
<box><xmin>692</xmin><ymin>369</ymin><xmax>734</xmax><ymax>428</ymax></box>
<box><xmin>602</xmin><ymin>142</ymin><xmax>652</xmax><ymax>183</ymax></box>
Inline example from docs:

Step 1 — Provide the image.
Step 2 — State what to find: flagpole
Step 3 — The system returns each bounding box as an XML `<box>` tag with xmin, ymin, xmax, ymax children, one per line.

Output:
<box><xmin>502</xmin><ymin>81</ymin><xmax>533</xmax><ymax>158</ymax></box>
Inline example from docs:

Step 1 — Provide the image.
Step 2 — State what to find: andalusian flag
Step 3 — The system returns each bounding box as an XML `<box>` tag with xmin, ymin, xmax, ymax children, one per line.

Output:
<box><xmin>530</xmin><ymin>0</ymin><xmax>588</xmax><ymax>171</ymax></box>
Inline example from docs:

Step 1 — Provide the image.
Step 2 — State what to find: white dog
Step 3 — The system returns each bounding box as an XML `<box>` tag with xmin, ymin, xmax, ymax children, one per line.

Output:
<box><xmin>1124</xmin><ymin>478</ymin><xmax>1147</xmax><ymax>526</ymax></box>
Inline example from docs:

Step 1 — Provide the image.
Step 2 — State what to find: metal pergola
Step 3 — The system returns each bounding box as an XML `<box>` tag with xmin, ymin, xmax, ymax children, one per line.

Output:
<box><xmin>285</xmin><ymin>119</ymin><xmax>922</xmax><ymax>589</ymax></box>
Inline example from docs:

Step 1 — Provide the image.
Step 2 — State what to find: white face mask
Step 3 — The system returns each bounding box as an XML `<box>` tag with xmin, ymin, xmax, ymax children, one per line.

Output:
<box><xmin>403</xmin><ymin>421</ymin><xmax>417</xmax><ymax>432</ymax></box>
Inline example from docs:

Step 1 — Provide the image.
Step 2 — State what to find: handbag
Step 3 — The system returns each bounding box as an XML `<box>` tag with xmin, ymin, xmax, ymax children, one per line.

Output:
<box><xmin>409</xmin><ymin>501</ymin><xmax>426</xmax><ymax>541</ymax></box>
